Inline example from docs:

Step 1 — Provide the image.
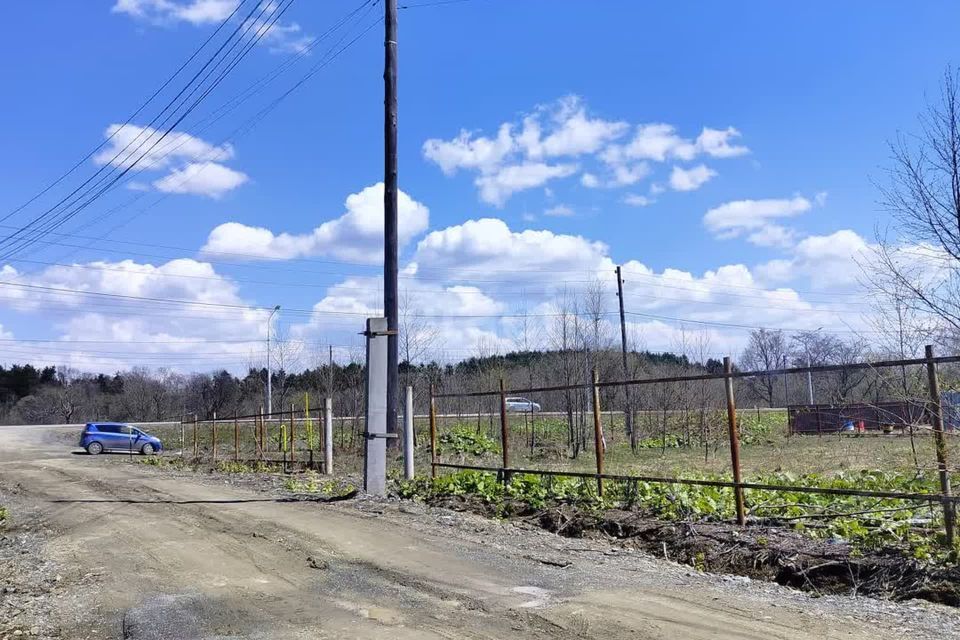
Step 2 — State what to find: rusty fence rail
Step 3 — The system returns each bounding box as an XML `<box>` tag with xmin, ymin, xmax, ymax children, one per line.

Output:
<box><xmin>428</xmin><ymin>346</ymin><xmax>959</xmax><ymax>548</ymax></box>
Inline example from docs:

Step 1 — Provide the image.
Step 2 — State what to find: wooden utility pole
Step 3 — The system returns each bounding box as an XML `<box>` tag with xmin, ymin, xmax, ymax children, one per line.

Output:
<box><xmin>723</xmin><ymin>357</ymin><xmax>746</xmax><ymax>525</ymax></box>
<box><xmin>615</xmin><ymin>266</ymin><xmax>634</xmax><ymax>444</ymax></box>
<box><xmin>384</xmin><ymin>0</ymin><xmax>399</xmax><ymax>447</ymax></box>
<box><xmin>925</xmin><ymin>345</ymin><xmax>956</xmax><ymax>547</ymax></box>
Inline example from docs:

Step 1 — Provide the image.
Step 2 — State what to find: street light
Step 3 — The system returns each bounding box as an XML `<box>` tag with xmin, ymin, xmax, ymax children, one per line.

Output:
<box><xmin>806</xmin><ymin>326</ymin><xmax>823</xmax><ymax>405</ymax></box>
<box><xmin>267</xmin><ymin>305</ymin><xmax>281</xmax><ymax>417</ymax></box>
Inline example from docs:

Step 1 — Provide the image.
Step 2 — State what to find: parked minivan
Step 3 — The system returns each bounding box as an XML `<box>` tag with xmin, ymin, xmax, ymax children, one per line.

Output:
<box><xmin>79</xmin><ymin>423</ymin><xmax>163</xmax><ymax>455</ymax></box>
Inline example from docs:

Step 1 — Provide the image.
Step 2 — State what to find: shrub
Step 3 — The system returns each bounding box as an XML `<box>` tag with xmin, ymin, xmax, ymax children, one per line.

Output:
<box><xmin>437</xmin><ymin>426</ymin><xmax>499</xmax><ymax>457</ymax></box>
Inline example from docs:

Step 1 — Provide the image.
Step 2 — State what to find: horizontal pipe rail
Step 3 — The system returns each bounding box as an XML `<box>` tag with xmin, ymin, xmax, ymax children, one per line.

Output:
<box><xmin>432</xmin><ymin>354</ymin><xmax>960</xmax><ymax>399</ymax></box>
<box><xmin>431</xmin><ymin>462</ymin><xmax>960</xmax><ymax>504</ymax></box>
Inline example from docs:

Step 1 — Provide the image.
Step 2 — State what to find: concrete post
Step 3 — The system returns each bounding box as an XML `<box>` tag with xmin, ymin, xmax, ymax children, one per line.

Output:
<box><xmin>324</xmin><ymin>397</ymin><xmax>333</xmax><ymax>475</ymax></box>
<box><xmin>404</xmin><ymin>385</ymin><xmax>415</xmax><ymax>480</ymax></box>
<box><xmin>363</xmin><ymin>317</ymin><xmax>389</xmax><ymax>495</ymax></box>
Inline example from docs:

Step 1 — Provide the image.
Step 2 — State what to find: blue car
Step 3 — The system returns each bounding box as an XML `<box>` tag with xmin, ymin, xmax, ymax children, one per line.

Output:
<box><xmin>80</xmin><ymin>422</ymin><xmax>163</xmax><ymax>455</ymax></box>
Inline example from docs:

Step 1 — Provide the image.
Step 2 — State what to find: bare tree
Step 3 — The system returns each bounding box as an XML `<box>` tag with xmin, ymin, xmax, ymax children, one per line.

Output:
<box><xmin>740</xmin><ymin>329</ymin><xmax>788</xmax><ymax>407</ymax></box>
<box><xmin>874</xmin><ymin>68</ymin><xmax>960</xmax><ymax>341</ymax></box>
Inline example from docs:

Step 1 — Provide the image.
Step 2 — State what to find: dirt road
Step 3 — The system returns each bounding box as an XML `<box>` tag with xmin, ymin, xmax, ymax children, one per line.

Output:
<box><xmin>0</xmin><ymin>425</ymin><xmax>956</xmax><ymax>639</ymax></box>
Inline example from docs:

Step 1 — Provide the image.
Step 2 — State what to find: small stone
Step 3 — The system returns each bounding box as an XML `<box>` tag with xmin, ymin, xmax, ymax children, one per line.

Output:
<box><xmin>29</xmin><ymin>627</ymin><xmax>39</xmax><ymax>636</ymax></box>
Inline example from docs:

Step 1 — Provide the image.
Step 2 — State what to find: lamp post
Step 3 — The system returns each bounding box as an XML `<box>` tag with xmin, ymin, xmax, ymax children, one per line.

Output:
<box><xmin>267</xmin><ymin>305</ymin><xmax>280</xmax><ymax>417</ymax></box>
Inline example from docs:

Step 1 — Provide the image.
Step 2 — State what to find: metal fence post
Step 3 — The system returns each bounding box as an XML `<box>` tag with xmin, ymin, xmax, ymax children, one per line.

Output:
<box><xmin>211</xmin><ymin>412</ymin><xmax>217</xmax><ymax>465</ymax></box>
<box><xmin>290</xmin><ymin>404</ymin><xmax>296</xmax><ymax>464</ymax></box>
<box><xmin>499</xmin><ymin>378</ymin><xmax>510</xmax><ymax>483</ymax></box>
<box><xmin>591</xmin><ymin>368</ymin><xmax>605</xmax><ymax>497</ymax></box>
<box><xmin>234</xmin><ymin>416</ymin><xmax>239</xmax><ymax>462</ymax></box>
<box><xmin>925</xmin><ymin>344</ymin><xmax>956</xmax><ymax>548</ymax></box>
<box><xmin>404</xmin><ymin>385</ymin><xmax>415</xmax><ymax>480</ymax></box>
<box><xmin>724</xmin><ymin>357</ymin><xmax>747</xmax><ymax>525</ymax></box>
<box><xmin>257</xmin><ymin>406</ymin><xmax>264</xmax><ymax>461</ymax></box>
<box><xmin>429</xmin><ymin>384</ymin><xmax>438</xmax><ymax>479</ymax></box>
<box><xmin>324</xmin><ymin>398</ymin><xmax>333</xmax><ymax>475</ymax></box>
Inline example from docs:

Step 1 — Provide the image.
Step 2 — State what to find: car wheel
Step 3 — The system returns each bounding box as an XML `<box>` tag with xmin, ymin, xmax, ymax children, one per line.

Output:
<box><xmin>86</xmin><ymin>441</ymin><xmax>103</xmax><ymax>455</ymax></box>
<box><xmin>141</xmin><ymin>443</ymin><xmax>155</xmax><ymax>455</ymax></box>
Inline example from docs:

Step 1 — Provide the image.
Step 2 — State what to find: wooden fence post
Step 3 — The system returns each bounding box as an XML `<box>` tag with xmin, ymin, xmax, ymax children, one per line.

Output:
<box><xmin>724</xmin><ymin>357</ymin><xmax>746</xmax><ymax>525</ymax></box>
<box><xmin>234</xmin><ymin>416</ymin><xmax>239</xmax><ymax>462</ymax></box>
<box><xmin>192</xmin><ymin>414</ymin><xmax>198</xmax><ymax>460</ymax></box>
<box><xmin>499</xmin><ymin>378</ymin><xmax>510</xmax><ymax>483</ymax></box>
<box><xmin>211</xmin><ymin>411</ymin><xmax>217</xmax><ymax>465</ymax></box>
<box><xmin>429</xmin><ymin>384</ymin><xmax>438</xmax><ymax>479</ymax></box>
<box><xmin>591</xmin><ymin>369</ymin><xmax>604</xmax><ymax>497</ymax></box>
<box><xmin>179</xmin><ymin>418</ymin><xmax>184</xmax><ymax>459</ymax></box>
<box><xmin>925</xmin><ymin>344</ymin><xmax>956</xmax><ymax>548</ymax></box>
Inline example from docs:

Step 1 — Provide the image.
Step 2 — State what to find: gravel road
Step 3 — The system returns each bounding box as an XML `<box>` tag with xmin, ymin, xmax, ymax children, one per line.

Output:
<box><xmin>0</xmin><ymin>424</ymin><xmax>957</xmax><ymax>639</ymax></box>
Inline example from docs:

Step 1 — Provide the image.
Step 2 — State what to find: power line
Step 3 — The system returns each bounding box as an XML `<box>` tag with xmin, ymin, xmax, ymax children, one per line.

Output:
<box><xmin>32</xmin><ymin>2</ymin><xmax>383</xmax><ymax>266</ymax></box>
<box><xmin>0</xmin><ymin>0</ymin><xmax>252</xmax><ymax>227</ymax></box>
<box><xmin>0</xmin><ymin>0</ymin><xmax>289</xmax><ymax>262</ymax></box>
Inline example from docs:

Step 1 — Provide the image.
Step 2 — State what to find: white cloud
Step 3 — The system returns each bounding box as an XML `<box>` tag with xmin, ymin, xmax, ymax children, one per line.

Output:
<box><xmin>244</xmin><ymin>14</ymin><xmax>312</xmax><ymax>54</ymax></box>
<box><xmin>94</xmin><ymin>124</ymin><xmax>234</xmax><ymax>171</ymax></box>
<box><xmin>703</xmin><ymin>196</ymin><xmax>814</xmax><ymax>241</ymax></box>
<box><xmin>544</xmin><ymin>205</ymin><xmax>574</xmax><ymax>218</ymax></box>
<box><xmin>114</xmin><ymin>1</ymin><xmax>312</xmax><ymax>54</ymax></box>
<box><xmin>695</xmin><ymin>127</ymin><xmax>750</xmax><ymax>158</ymax></box>
<box><xmin>413</xmin><ymin>218</ymin><xmax>611</xmax><ymax>282</ymax></box>
<box><xmin>669</xmin><ymin>164</ymin><xmax>716</xmax><ymax>192</ymax></box>
<box><xmin>153</xmin><ymin>161</ymin><xmax>248</xmax><ymax>198</ymax></box>
<box><xmin>93</xmin><ymin>124</ymin><xmax>248</xmax><ymax>198</ymax></box>
<box><xmin>202</xmin><ymin>182</ymin><xmax>429</xmax><ymax>262</ymax></box>
<box><xmin>521</xmin><ymin>96</ymin><xmax>628</xmax><ymax>158</ymax></box>
<box><xmin>422</xmin><ymin>123</ymin><xmax>515</xmax><ymax>175</ymax></box>
<box><xmin>113</xmin><ymin>0</ymin><xmax>239</xmax><ymax>25</ymax></box>
<box><xmin>624</xmin><ymin>194</ymin><xmax>653</xmax><ymax>207</ymax></box>
<box><xmin>755</xmin><ymin>229</ymin><xmax>873</xmax><ymax>289</ymax></box>
<box><xmin>423</xmin><ymin>96</ymin><xmax>748</xmax><ymax>205</ymax></box>
<box><xmin>0</xmin><ymin>257</ymin><xmax>275</xmax><ymax>372</ymax></box>
<box><xmin>475</xmin><ymin>162</ymin><xmax>577</xmax><ymax>207</ymax></box>
<box><xmin>746</xmin><ymin>224</ymin><xmax>796</xmax><ymax>248</ymax></box>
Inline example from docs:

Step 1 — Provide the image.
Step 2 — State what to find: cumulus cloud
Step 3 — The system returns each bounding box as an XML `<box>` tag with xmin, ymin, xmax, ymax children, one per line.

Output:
<box><xmin>669</xmin><ymin>164</ymin><xmax>716</xmax><ymax>192</ymax></box>
<box><xmin>544</xmin><ymin>205</ymin><xmax>574</xmax><ymax>217</ymax></box>
<box><xmin>475</xmin><ymin>162</ymin><xmax>577</xmax><ymax>207</ymax></box>
<box><xmin>580</xmin><ymin>173</ymin><xmax>600</xmax><ymax>188</ymax></box>
<box><xmin>202</xmin><ymin>182</ymin><xmax>430</xmax><ymax>262</ymax></box>
<box><xmin>412</xmin><ymin>218</ymin><xmax>611</xmax><ymax>282</ymax></box>
<box><xmin>755</xmin><ymin>229</ymin><xmax>873</xmax><ymax>289</ymax></box>
<box><xmin>113</xmin><ymin>0</ymin><xmax>239</xmax><ymax>25</ymax></box>
<box><xmin>703</xmin><ymin>196</ymin><xmax>816</xmax><ymax>244</ymax></box>
<box><xmin>624</xmin><ymin>194</ymin><xmax>653</xmax><ymax>207</ymax></box>
<box><xmin>94</xmin><ymin>124</ymin><xmax>234</xmax><ymax>171</ymax></box>
<box><xmin>423</xmin><ymin>96</ymin><xmax>747</xmax><ymax>205</ymax></box>
<box><xmin>94</xmin><ymin>124</ymin><xmax>248</xmax><ymax>198</ymax></box>
<box><xmin>0</xmin><ymin>257</ymin><xmax>274</xmax><ymax>371</ymax></box>
<box><xmin>113</xmin><ymin>1</ymin><xmax>313</xmax><ymax>54</ymax></box>
<box><xmin>152</xmin><ymin>161</ymin><xmax>248</xmax><ymax>198</ymax></box>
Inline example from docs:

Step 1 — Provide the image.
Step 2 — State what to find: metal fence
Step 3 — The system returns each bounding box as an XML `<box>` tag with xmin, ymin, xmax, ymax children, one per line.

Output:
<box><xmin>428</xmin><ymin>346</ymin><xmax>960</xmax><ymax>548</ymax></box>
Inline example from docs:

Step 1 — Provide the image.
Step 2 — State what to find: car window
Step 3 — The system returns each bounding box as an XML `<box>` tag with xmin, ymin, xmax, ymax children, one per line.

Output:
<box><xmin>118</xmin><ymin>425</ymin><xmax>133</xmax><ymax>435</ymax></box>
<box><xmin>97</xmin><ymin>425</ymin><xmax>118</xmax><ymax>433</ymax></box>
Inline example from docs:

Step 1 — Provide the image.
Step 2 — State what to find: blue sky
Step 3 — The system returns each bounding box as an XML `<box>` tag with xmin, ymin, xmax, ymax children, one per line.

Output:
<box><xmin>0</xmin><ymin>0</ymin><xmax>957</xmax><ymax>371</ymax></box>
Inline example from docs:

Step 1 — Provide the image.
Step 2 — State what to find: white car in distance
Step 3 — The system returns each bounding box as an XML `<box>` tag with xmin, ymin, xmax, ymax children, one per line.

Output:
<box><xmin>505</xmin><ymin>397</ymin><xmax>541</xmax><ymax>413</ymax></box>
